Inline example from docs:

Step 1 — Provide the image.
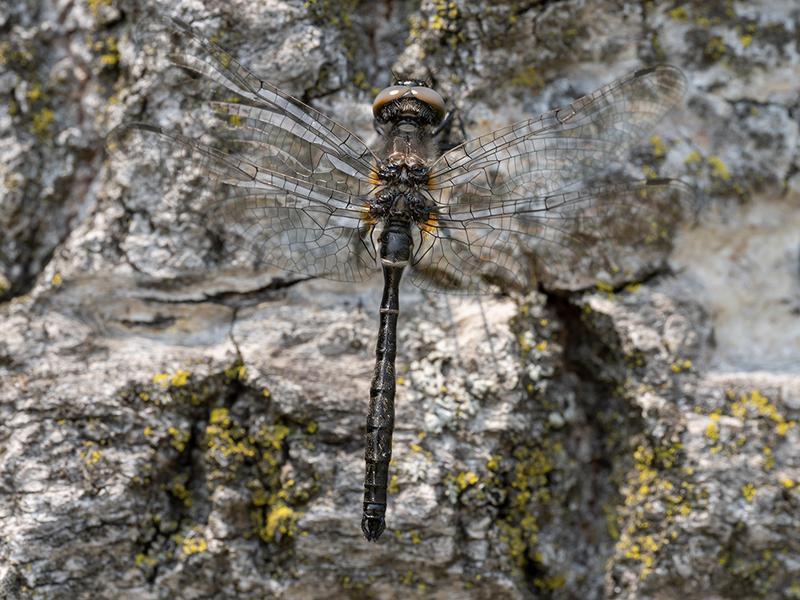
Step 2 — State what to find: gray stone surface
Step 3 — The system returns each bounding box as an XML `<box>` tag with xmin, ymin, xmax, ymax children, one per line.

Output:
<box><xmin>1</xmin><ymin>0</ymin><xmax>799</xmax><ymax>598</ymax></box>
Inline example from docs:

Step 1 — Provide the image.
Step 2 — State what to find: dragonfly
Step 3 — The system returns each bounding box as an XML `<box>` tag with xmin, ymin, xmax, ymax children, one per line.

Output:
<box><xmin>106</xmin><ymin>16</ymin><xmax>693</xmax><ymax>542</ymax></box>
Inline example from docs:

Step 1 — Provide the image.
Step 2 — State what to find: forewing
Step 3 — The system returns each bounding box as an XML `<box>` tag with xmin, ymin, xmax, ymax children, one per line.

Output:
<box><xmin>428</xmin><ymin>65</ymin><xmax>686</xmax><ymax>198</ymax></box>
<box><xmin>415</xmin><ymin>65</ymin><xmax>691</xmax><ymax>292</ymax></box>
<box><xmin>106</xmin><ymin>16</ymin><xmax>380</xmax><ymax>282</ymax></box>
<box><xmin>106</xmin><ymin>123</ymin><xmax>378</xmax><ymax>282</ymax></box>
<box><xmin>135</xmin><ymin>16</ymin><xmax>379</xmax><ymax>182</ymax></box>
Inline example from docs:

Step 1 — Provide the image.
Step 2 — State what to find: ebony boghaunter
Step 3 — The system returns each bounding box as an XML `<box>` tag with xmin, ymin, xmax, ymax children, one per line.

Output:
<box><xmin>107</xmin><ymin>16</ymin><xmax>693</xmax><ymax>542</ymax></box>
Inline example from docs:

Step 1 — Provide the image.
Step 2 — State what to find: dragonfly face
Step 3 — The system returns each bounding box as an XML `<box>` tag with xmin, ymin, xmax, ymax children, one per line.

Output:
<box><xmin>107</xmin><ymin>16</ymin><xmax>695</xmax><ymax>542</ymax></box>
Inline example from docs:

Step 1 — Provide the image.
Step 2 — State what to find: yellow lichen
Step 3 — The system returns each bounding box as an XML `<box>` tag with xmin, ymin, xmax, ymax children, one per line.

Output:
<box><xmin>170</xmin><ymin>477</ymin><xmax>192</xmax><ymax>508</ymax></box>
<box><xmin>51</xmin><ymin>272</ymin><xmax>62</xmax><ymax>287</ymax></box>
<box><xmin>224</xmin><ymin>362</ymin><xmax>247</xmax><ymax>381</ymax></box>
<box><xmin>762</xmin><ymin>446</ymin><xmax>775</xmax><ymax>471</ymax></box>
<box><xmin>26</xmin><ymin>84</ymin><xmax>42</xmax><ymax>102</ymax></box>
<box><xmin>32</xmin><ymin>108</ymin><xmax>54</xmax><ymax>136</ymax></box>
<box><xmin>167</xmin><ymin>426</ymin><xmax>190</xmax><ymax>453</ymax></box>
<box><xmin>703</xmin><ymin>35</ymin><xmax>727</xmax><ymax>61</ymax></box>
<box><xmin>264</xmin><ymin>504</ymin><xmax>296</xmax><ymax>540</ymax></box>
<box><xmin>456</xmin><ymin>471</ymin><xmax>479</xmax><ymax>491</ymax></box>
<box><xmin>181</xmin><ymin>536</ymin><xmax>207</xmax><ymax>556</ymax></box>
<box><xmin>705</xmin><ymin>421</ymin><xmax>720</xmax><ymax>443</ymax></box>
<box><xmin>624</xmin><ymin>282</ymin><xmax>641</xmax><ymax>294</ymax></box>
<box><xmin>667</xmin><ymin>6</ymin><xmax>688</xmax><ymax>21</ymax></box>
<box><xmin>82</xmin><ymin>449</ymin><xmax>103</xmax><ymax>465</ymax></box>
<box><xmin>741</xmin><ymin>483</ymin><xmax>756</xmax><ymax>502</ymax></box>
<box><xmin>209</xmin><ymin>407</ymin><xmax>230</xmax><ymax>427</ymax></box>
<box><xmin>134</xmin><ymin>553</ymin><xmax>157</xmax><ymax>567</ymax></box>
<box><xmin>510</xmin><ymin>65</ymin><xmax>544</xmax><ymax>89</ymax></box>
<box><xmin>99</xmin><ymin>36</ymin><xmax>119</xmax><ymax>66</ymax></box>
<box><xmin>206</xmin><ymin>416</ymin><xmax>256</xmax><ymax>459</ymax></box>
<box><xmin>707</xmin><ymin>156</ymin><xmax>730</xmax><ymax>180</ymax></box>
<box><xmin>171</xmin><ymin>369</ymin><xmax>190</xmax><ymax>387</ymax></box>
<box><xmin>87</xmin><ymin>0</ymin><xmax>113</xmax><ymax>17</ymax></box>
<box><xmin>534</xmin><ymin>574</ymin><xmax>566</xmax><ymax>590</ymax></box>
<box><xmin>683</xmin><ymin>150</ymin><xmax>703</xmax><ymax>165</ymax></box>
<box><xmin>596</xmin><ymin>281</ymin><xmax>615</xmax><ymax>294</ymax></box>
<box><xmin>650</xmin><ymin>134</ymin><xmax>666</xmax><ymax>160</ymax></box>
<box><xmin>670</xmin><ymin>359</ymin><xmax>692</xmax><ymax>374</ymax></box>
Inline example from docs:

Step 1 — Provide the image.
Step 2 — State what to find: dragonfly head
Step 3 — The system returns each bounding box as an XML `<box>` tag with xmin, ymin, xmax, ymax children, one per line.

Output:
<box><xmin>372</xmin><ymin>81</ymin><xmax>446</xmax><ymax>127</ymax></box>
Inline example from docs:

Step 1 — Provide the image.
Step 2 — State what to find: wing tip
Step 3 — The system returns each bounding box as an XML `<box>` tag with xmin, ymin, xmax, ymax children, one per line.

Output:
<box><xmin>634</xmin><ymin>64</ymin><xmax>688</xmax><ymax>94</ymax></box>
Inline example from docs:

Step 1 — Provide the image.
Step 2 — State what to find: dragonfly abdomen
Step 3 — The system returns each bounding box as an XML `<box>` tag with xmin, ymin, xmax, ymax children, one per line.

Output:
<box><xmin>362</xmin><ymin>218</ymin><xmax>411</xmax><ymax>541</ymax></box>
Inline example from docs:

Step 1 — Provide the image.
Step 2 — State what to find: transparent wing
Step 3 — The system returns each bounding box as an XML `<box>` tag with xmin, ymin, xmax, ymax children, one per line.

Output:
<box><xmin>428</xmin><ymin>65</ymin><xmax>686</xmax><ymax>196</ymax></box>
<box><xmin>216</xmin><ymin>191</ymin><xmax>377</xmax><ymax>281</ymax></box>
<box><xmin>413</xmin><ymin>65</ymin><xmax>692</xmax><ymax>292</ymax></box>
<box><xmin>107</xmin><ymin>123</ymin><xmax>379</xmax><ymax>282</ymax></box>
<box><xmin>411</xmin><ymin>179</ymin><xmax>696</xmax><ymax>293</ymax></box>
<box><xmin>106</xmin><ymin>16</ymin><xmax>381</xmax><ymax>282</ymax></box>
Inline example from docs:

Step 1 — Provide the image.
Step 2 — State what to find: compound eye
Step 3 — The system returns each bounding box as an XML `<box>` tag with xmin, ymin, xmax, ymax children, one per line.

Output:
<box><xmin>410</xmin><ymin>86</ymin><xmax>446</xmax><ymax>121</ymax></box>
<box><xmin>372</xmin><ymin>85</ymin><xmax>410</xmax><ymax>118</ymax></box>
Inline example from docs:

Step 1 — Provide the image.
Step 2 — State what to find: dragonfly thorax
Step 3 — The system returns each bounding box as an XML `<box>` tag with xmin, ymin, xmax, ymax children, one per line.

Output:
<box><xmin>377</xmin><ymin>152</ymin><xmax>430</xmax><ymax>186</ymax></box>
<box><xmin>371</xmin><ymin>188</ymin><xmax>431</xmax><ymax>224</ymax></box>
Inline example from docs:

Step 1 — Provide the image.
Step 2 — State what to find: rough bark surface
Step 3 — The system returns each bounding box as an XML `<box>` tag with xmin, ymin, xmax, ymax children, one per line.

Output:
<box><xmin>1</xmin><ymin>1</ymin><xmax>799</xmax><ymax>598</ymax></box>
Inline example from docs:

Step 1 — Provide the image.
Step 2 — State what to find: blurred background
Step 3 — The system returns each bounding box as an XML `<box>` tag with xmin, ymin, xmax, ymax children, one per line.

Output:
<box><xmin>1</xmin><ymin>1</ymin><xmax>798</xmax><ymax>598</ymax></box>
